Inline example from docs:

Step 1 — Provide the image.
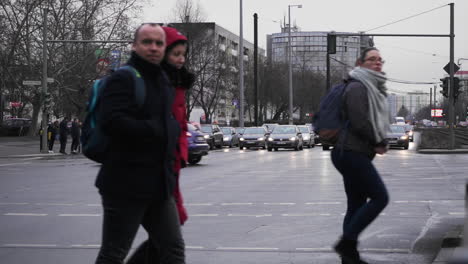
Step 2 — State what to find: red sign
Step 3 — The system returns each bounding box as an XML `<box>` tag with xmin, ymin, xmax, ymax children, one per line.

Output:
<box><xmin>431</xmin><ymin>108</ymin><xmax>443</xmax><ymax>117</ymax></box>
<box><xmin>9</xmin><ymin>102</ymin><xmax>22</xmax><ymax>108</ymax></box>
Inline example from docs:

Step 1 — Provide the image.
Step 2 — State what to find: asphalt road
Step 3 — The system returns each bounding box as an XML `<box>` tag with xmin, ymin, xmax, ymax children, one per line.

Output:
<box><xmin>0</xmin><ymin>139</ymin><xmax>466</xmax><ymax>264</ymax></box>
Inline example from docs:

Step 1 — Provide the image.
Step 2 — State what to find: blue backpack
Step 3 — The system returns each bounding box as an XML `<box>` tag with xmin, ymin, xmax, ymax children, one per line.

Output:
<box><xmin>312</xmin><ymin>80</ymin><xmax>355</xmax><ymax>145</ymax></box>
<box><xmin>81</xmin><ymin>66</ymin><xmax>146</xmax><ymax>163</ymax></box>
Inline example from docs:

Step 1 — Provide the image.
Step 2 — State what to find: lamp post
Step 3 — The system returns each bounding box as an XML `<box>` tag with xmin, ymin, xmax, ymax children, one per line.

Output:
<box><xmin>288</xmin><ymin>4</ymin><xmax>302</xmax><ymax>125</ymax></box>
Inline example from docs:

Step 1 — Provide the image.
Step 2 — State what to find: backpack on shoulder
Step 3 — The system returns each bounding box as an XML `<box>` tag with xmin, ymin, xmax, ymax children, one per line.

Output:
<box><xmin>312</xmin><ymin>80</ymin><xmax>355</xmax><ymax>146</ymax></box>
<box><xmin>81</xmin><ymin>66</ymin><xmax>146</xmax><ymax>163</ymax></box>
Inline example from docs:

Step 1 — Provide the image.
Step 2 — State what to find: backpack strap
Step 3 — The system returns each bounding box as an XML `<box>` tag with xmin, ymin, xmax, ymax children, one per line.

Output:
<box><xmin>119</xmin><ymin>65</ymin><xmax>146</xmax><ymax>109</ymax></box>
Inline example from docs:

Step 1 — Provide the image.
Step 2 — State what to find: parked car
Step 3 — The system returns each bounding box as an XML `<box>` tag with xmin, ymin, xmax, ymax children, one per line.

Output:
<box><xmin>221</xmin><ymin>127</ymin><xmax>239</xmax><ymax>148</ymax></box>
<box><xmin>239</xmin><ymin>127</ymin><xmax>269</xmax><ymax>150</ymax></box>
<box><xmin>0</xmin><ymin>118</ymin><xmax>32</xmax><ymax>136</ymax></box>
<box><xmin>297</xmin><ymin>125</ymin><xmax>315</xmax><ymax>148</ymax></box>
<box><xmin>404</xmin><ymin>124</ymin><xmax>414</xmax><ymax>142</ymax></box>
<box><xmin>262</xmin><ymin>123</ymin><xmax>279</xmax><ymax>133</ymax></box>
<box><xmin>386</xmin><ymin>125</ymin><xmax>409</xmax><ymax>149</ymax></box>
<box><xmin>267</xmin><ymin>125</ymin><xmax>303</xmax><ymax>151</ymax></box>
<box><xmin>187</xmin><ymin>123</ymin><xmax>209</xmax><ymax>164</ymax></box>
<box><xmin>200</xmin><ymin>124</ymin><xmax>224</xmax><ymax>149</ymax></box>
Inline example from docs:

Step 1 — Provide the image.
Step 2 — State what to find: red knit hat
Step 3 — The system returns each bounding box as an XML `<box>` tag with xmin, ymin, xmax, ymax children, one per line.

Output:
<box><xmin>162</xmin><ymin>26</ymin><xmax>187</xmax><ymax>48</ymax></box>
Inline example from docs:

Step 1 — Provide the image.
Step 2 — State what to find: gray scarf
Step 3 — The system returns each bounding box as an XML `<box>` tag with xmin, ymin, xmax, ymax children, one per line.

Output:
<box><xmin>349</xmin><ymin>67</ymin><xmax>389</xmax><ymax>143</ymax></box>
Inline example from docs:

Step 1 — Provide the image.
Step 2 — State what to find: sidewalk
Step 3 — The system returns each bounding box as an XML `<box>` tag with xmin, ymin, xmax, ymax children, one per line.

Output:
<box><xmin>418</xmin><ymin>149</ymin><xmax>468</xmax><ymax>154</ymax></box>
<box><xmin>0</xmin><ymin>136</ymin><xmax>76</xmax><ymax>158</ymax></box>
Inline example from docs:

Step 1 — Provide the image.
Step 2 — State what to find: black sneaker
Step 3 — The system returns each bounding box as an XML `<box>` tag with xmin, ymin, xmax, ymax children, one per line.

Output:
<box><xmin>334</xmin><ymin>238</ymin><xmax>361</xmax><ymax>264</ymax></box>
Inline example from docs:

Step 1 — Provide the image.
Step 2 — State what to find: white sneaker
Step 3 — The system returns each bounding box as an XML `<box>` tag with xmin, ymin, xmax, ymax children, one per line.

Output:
<box><xmin>48</xmin><ymin>150</ymin><xmax>54</xmax><ymax>153</ymax></box>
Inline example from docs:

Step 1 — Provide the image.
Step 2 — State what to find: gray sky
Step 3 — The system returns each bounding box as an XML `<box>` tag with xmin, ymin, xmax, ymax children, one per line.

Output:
<box><xmin>142</xmin><ymin>0</ymin><xmax>468</xmax><ymax>95</ymax></box>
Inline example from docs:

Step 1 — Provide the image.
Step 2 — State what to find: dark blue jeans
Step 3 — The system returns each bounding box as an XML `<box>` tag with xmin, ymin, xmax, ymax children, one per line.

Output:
<box><xmin>95</xmin><ymin>196</ymin><xmax>185</xmax><ymax>264</ymax></box>
<box><xmin>331</xmin><ymin>148</ymin><xmax>389</xmax><ymax>241</ymax></box>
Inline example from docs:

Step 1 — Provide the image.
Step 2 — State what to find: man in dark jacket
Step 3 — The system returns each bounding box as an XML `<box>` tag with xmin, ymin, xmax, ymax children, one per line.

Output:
<box><xmin>59</xmin><ymin>117</ymin><xmax>69</xmax><ymax>154</ymax></box>
<box><xmin>70</xmin><ymin>118</ymin><xmax>80</xmax><ymax>154</ymax></box>
<box><xmin>47</xmin><ymin>121</ymin><xmax>59</xmax><ymax>153</ymax></box>
<box><xmin>94</xmin><ymin>23</ymin><xmax>184</xmax><ymax>264</ymax></box>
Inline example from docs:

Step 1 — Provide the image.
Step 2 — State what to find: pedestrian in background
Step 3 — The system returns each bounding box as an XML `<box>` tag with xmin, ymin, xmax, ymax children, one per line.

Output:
<box><xmin>47</xmin><ymin>121</ymin><xmax>59</xmax><ymax>153</ymax></box>
<box><xmin>126</xmin><ymin>25</ymin><xmax>195</xmax><ymax>264</ymax></box>
<box><xmin>59</xmin><ymin>117</ymin><xmax>69</xmax><ymax>154</ymax></box>
<box><xmin>70</xmin><ymin>118</ymin><xmax>81</xmax><ymax>154</ymax></box>
<box><xmin>94</xmin><ymin>23</ymin><xmax>185</xmax><ymax>264</ymax></box>
<box><xmin>331</xmin><ymin>47</ymin><xmax>390</xmax><ymax>264</ymax></box>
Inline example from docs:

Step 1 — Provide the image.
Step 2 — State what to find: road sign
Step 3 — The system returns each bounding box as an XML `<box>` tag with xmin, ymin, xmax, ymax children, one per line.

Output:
<box><xmin>47</xmin><ymin>78</ymin><xmax>54</xmax><ymax>83</ymax></box>
<box><xmin>443</xmin><ymin>62</ymin><xmax>460</xmax><ymax>75</ymax></box>
<box><xmin>22</xmin><ymin>80</ymin><xmax>41</xmax><ymax>86</ymax></box>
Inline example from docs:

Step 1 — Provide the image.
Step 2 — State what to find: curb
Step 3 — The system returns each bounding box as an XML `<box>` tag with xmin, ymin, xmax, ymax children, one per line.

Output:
<box><xmin>418</xmin><ymin>149</ymin><xmax>468</xmax><ymax>154</ymax></box>
<box><xmin>0</xmin><ymin>153</ymin><xmax>77</xmax><ymax>158</ymax></box>
<box><xmin>432</xmin><ymin>226</ymin><xmax>463</xmax><ymax>264</ymax></box>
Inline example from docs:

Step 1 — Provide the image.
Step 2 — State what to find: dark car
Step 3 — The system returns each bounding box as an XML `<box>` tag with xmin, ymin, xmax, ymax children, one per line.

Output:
<box><xmin>239</xmin><ymin>127</ymin><xmax>269</xmax><ymax>150</ymax></box>
<box><xmin>221</xmin><ymin>127</ymin><xmax>239</xmax><ymax>148</ymax></box>
<box><xmin>267</xmin><ymin>125</ymin><xmax>303</xmax><ymax>151</ymax></box>
<box><xmin>386</xmin><ymin>125</ymin><xmax>409</xmax><ymax>149</ymax></box>
<box><xmin>0</xmin><ymin>118</ymin><xmax>32</xmax><ymax>136</ymax></box>
<box><xmin>187</xmin><ymin>123</ymin><xmax>209</xmax><ymax>164</ymax></box>
<box><xmin>200</xmin><ymin>124</ymin><xmax>224</xmax><ymax>149</ymax></box>
<box><xmin>297</xmin><ymin>125</ymin><xmax>315</xmax><ymax>148</ymax></box>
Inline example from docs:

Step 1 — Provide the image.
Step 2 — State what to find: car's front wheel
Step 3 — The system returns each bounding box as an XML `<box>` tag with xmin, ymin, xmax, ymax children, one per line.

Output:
<box><xmin>188</xmin><ymin>156</ymin><xmax>202</xmax><ymax>165</ymax></box>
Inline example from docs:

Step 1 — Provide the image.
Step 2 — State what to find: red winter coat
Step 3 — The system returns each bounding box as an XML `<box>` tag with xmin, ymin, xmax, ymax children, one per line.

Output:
<box><xmin>172</xmin><ymin>85</ymin><xmax>189</xmax><ymax>225</ymax></box>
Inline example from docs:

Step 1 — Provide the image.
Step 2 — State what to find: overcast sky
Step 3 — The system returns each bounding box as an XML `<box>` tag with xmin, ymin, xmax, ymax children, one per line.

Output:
<box><xmin>142</xmin><ymin>0</ymin><xmax>468</xmax><ymax>95</ymax></box>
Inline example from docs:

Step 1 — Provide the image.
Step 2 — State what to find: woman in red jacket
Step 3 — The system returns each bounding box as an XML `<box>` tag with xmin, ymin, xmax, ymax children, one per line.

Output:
<box><xmin>161</xmin><ymin>26</ymin><xmax>194</xmax><ymax>225</ymax></box>
<box><xmin>126</xmin><ymin>26</ymin><xmax>194</xmax><ymax>264</ymax></box>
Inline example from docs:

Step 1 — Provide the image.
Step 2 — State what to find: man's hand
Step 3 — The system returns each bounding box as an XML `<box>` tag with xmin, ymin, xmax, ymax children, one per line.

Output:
<box><xmin>374</xmin><ymin>145</ymin><xmax>388</xmax><ymax>155</ymax></box>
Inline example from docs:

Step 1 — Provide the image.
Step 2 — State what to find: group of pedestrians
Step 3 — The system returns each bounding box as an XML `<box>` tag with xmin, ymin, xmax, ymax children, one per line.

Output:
<box><xmin>41</xmin><ymin>118</ymin><xmax>81</xmax><ymax>154</ymax></box>
<box><xmin>91</xmin><ymin>23</ymin><xmax>390</xmax><ymax>264</ymax></box>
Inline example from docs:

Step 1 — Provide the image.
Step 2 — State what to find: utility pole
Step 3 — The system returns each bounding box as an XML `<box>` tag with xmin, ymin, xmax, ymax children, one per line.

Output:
<box><xmin>239</xmin><ymin>0</ymin><xmax>244</xmax><ymax>127</ymax></box>
<box><xmin>253</xmin><ymin>13</ymin><xmax>258</xmax><ymax>126</ymax></box>
<box><xmin>430</xmin><ymin>87</ymin><xmax>433</xmax><ymax>120</ymax></box>
<box><xmin>41</xmin><ymin>8</ymin><xmax>48</xmax><ymax>153</ymax></box>
<box><xmin>448</xmin><ymin>3</ymin><xmax>455</xmax><ymax>149</ymax></box>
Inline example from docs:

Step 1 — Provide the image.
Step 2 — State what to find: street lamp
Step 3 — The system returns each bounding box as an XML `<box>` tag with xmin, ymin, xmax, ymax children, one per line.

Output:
<box><xmin>288</xmin><ymin>4</ymin><xmax>302</xmax><ymax>125</ymax></box>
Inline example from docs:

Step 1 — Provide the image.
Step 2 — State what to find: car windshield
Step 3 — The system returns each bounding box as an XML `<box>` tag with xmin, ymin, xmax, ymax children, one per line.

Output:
<box><xmin>187</xmin><ymin>123</ymin><xmax>198</xmax><ymax>131</ymax></box>
<box><xmin>298</xmin><ymin>126</ymin><xmax>309</xmax><ymax>133</ymax></box>
<box><xmin>272</xmin><ymin>126</ymin><xmax>296</xmax><ymax>134</ymax></box>
<box><xmin>243</xmin><ymin>128</ymin><xmax>265</xmax><ymax>134</ymax></box>
<box><xmin>405</xmin><ymin>125</ymin><xmax>413</xmax><ymax>131</ymax></box>
<box><xmin>200</xmin><ymin>126</ymin><xmax>212</xmax><ymax>133</ymax></box>
<box><xmin>390</xmin><ymin>125</ymin><xmax>406</xmax><ymax>133</ymax></box>
<box><xmin>221</xmin><ymin>128</ymin><xmax>231</xmax><ymax>134</ymax></box>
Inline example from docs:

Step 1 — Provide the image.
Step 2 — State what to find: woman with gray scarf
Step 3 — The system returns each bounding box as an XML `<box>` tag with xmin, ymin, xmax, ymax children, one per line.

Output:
<box><xmin>331</xmin><ymin>47</ymin><xmax>390</xmax><ymax>264</ymax></box>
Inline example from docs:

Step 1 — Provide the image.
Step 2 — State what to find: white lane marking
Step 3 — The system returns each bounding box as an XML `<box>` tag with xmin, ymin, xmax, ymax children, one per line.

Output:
<box><xmin>263</xmin><ymin>202</ymin><xmax>296</xmax><ymax>205</ymax></box>
<box><xmin>282</xmin><ymin>213</ymin><xmax>330</xmax><ymax>217</ymax></box>
<box><xmin>20</xmin><ymin>157</ymin><xmax>43</xmax><ymax>161</ymax></box>
<box><xmin>394</xmin><ymin>201</ymin><xmax>409</xmax><ymax>203</ymax></box>
<box><xmin>0</xmin><ymin>162</ymin><xmax>31</xmax><ymax>167</ymax></box>
<box><xmin>420</xmin><ymin>177</ymin><xmax>447</xmax><ymax>180</ymax></box>
<box><xmin>3</xmin><ymin>244</ymin><xmax>57</xmax><ymax>247</ymax></box>
<box><xmin>221</xmin><ymin>203</ymin><xmax>253</xmax><ymax>206</ymax></box>
<box><xmin>36</xmin><ymin>203</ymin><xmax>74</xmax><ymax>206</ymax></box>
<box><xmin>58</xmin><ymin>214</ymin><xmax>100</xmax><ymax>217</ymax></box>
<box><xmin>4</xmin><ymin>213</ymin><xmax>47</xmax><ymax>216</ymax></box>
<box><xmin>191</xmin><ymin>214</ymin><xmax>219</xmax><ymax>217</ymax></box>
<box><xmin>217</xmin><ymin>247</ymin><xmax>279</xmax><ymax>251</ymax></box>
<box><xmin>363</xmin><ymin>248</ymin><xmax>409</xmax><ymax>253</ymax></box>
<box><xmin>86</xmin><ymin>204</ymin><xmax>101</xmax><ymax>207</ymax></box>
<box><xmin>228</xmin><ymin>214</ymin><xmax>272</xmax><ymax>218</ymax></box>
<box><xmin>306</xmin><ymin>202</ymin><xmax>341</xmax><ymax>205</ymax></box>
<box><xmin>449</xmin><ymin>212</ymin><xmax>465</xmax><ymax>216</ymax></box>
<box><xmin>70</xmin><ymin>244</ymin><xmax>100</xmax><ymax>248</ymax></box>
<box><xmin>296</xmin><ymin>247</ymin><xmax>331</xmax><ymax>252</ymax></box>
<box><xmin>377</xmin><ymin>234</ymin><xmax>405</xmax><ymax>238</ymax></box>
<box><xmin>0</xmin><ymin>202</ymin><xmax>29</xmax><ymax>205</ymax></box>
<box><xmin>186</xmin><ymin>203</ymin><xmax>213</xmax><ymax>206</ymax></box>
<box><xmin>186</xmin><ymin>246</ymin><xmax>204</xmax><ymax>249</ymax></box>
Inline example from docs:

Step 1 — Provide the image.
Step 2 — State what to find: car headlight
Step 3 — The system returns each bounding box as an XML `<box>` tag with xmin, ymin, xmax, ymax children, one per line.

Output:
<box><xmin>240</xmin><ymin>138</ymin><xmax>244</xmax><ymax>141</ymax></box>
<box><xmin>204</xmin><ymin>134</ymin><xmax>210</xmax><ymax>139</ymax></box>
<box><xmin>223</xmin><ymin>137</ymin><xmax>230</xmax><ymax>141</ymax></box>
<box><xmin>258</xmin><ymin>137</ymin><xmax>265</xmax><ymax>141</ymax></box>
<box><xmin>408</xmin><ymin>131</ymin><xmax>413</xmax><ymax>136</ymax></box>
<box><xmin>400</xmin><ymin>135</ymin><xmax>408</xmax><ymax>140</ymax></box>
<box><xmin>303</xmin><ymin>136</ymin><xmax>310</xmax><ymax>140</ymax></box>
<box><xmin>186</xmin><ymin>132</ymin><xmax>192</xmax><ymax>137</ymax></box>
<box><xmin>268</xmin><ymin>137</ymin><xmax>273</xmax><ymax>141</ymax></box>
<box><xmin>290</xmin><ymin>137</ymin><xmax>296</xmax><ymax>141</ymax></box>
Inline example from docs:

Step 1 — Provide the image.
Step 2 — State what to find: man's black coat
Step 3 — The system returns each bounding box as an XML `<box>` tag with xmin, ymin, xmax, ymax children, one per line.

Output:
<box><xmin>95</xmin><ymin>52</ymin><xmax>180</xmax><ymax>200</ymax></box>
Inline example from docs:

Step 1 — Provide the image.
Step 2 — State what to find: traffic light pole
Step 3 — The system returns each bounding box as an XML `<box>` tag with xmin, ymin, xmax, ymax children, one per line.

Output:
<box><xmin>40</xmin><ymin>8</ymin><xmax>48</xmax><ymax>153</ymax></box>
<box><xmin>448</xmin><ymin>3</ymin><xmax>455</xmax><ymax>149</ymax></box>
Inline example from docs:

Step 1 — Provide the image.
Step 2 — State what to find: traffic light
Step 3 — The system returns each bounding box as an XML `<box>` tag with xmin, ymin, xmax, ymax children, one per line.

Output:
<box><xmin>440</xmin><ymin>77</ymin><xmax>449</xmax><ymax>98</ymax></box>
<box><xmin>43</xmin><ymin>92</ymin><xmax>52</xmax><ymax>110</ymax></box>
<box><xmin>327</xmin><ymin>34</ymin><xmax>336</xmax><ymax>54</ymax></box>
<box><xmin>453</xmin><ymin>77</ymin><xmax>463</xmax><ymax>101</ymax></box>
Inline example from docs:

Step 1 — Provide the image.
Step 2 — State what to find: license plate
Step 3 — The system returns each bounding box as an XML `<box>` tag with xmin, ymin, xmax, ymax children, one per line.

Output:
<box><xmin>389</xmin><ymin>140</ymin><xmax>397</xmax><ymax>144</ymax></box>
<box><xmin>276</xmin><ymin>142</ymin><xmax>286</xmax><ymax>145</ymax></box>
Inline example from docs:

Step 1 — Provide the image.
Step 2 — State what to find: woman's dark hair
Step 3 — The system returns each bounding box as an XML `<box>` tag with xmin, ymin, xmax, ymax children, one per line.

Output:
<box><xmin>357</xmin><ymin>47</ymin><xmax>379</xmax><ymax>64</ymax></box>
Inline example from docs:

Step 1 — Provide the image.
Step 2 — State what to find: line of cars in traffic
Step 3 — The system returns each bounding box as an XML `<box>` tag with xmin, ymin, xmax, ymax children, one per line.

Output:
<box><xmin>186</xmin><ymin>122</ymin><xmax>319</xmax><ymax>164</ymax></box>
